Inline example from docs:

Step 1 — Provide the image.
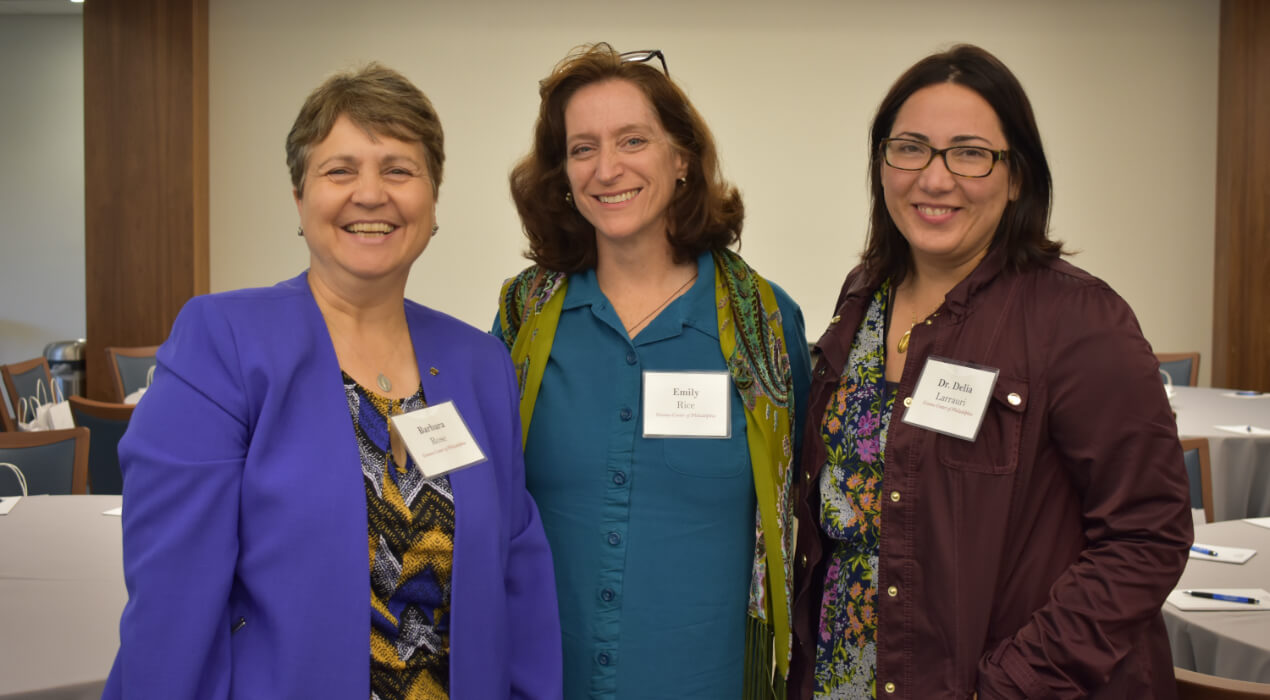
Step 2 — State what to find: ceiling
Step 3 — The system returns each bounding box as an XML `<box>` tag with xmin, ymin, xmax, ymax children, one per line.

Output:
<box><xmin>0</xmin><ymin>0</ymin><xmax>82</xmax><ymax>14</ymax></box>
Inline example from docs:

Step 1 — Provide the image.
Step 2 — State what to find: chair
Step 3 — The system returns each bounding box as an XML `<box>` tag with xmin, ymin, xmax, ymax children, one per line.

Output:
<box><xmin>68</xmin><ymin>396</ymin><xmax>134</xmax><ymax>495</ymax></box>
<box><xmin>106</xmin><ymin>345</ymin><xmax>159</xmax><ymax>402</ymax></box>
<box><xmin>1158</xmin><ymin>352</ymin><xmax>1201</xmax><ymax>387</ymax></box>
<box><xmin>1175</xmin><ymin>666</ymin><xmax>1270</xmax><ymax>699</ymax></box>
<box><xmin>1180</xmin><ymin>437</ymin><xmax>1214</xmax><ymax>524</ymax></box>
<box><xmin>1</xmin><ymin>356</ymin><xmax>55</xmax><ymax>426</ymax></box>
<box><xmin>0</xmin><ymin>427</ymin><xmax>89</xmax><ymax>496</ymax></box>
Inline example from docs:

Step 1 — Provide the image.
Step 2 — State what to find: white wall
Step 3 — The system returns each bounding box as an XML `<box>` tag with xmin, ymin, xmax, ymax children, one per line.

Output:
<box><xmin>0</xmin><ymin>15</ymin><xmax>85</xmax><ymax>366</ymax></box>
<box><xmin>0</xmin><ymin>1</ymin><xmax>1194</xmax><ymax>390</ymax></box>
<box><xmin>209</xmin><ymin>0</ymin><xmax>1220</xmax><ymax>383</ymax></box>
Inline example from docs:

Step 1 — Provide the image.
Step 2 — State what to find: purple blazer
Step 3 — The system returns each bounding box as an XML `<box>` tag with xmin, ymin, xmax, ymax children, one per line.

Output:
<box><xmin>103</xmin><ymin>273</ymin><xmax>562</xmax><ymax>699</ymax></box>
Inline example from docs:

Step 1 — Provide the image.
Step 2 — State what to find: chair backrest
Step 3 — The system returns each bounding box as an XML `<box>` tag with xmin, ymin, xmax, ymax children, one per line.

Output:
<box><xmin>68</xmin><ymin>396</ymin><xmax>134</xmax><ymax>495</ymax></box>
<box><xmin>1</xmin><ymin>357</ymin><xmax>55</xmax><ymax>424</ymax></box>
<box><xmin>0</xmin><ymin>427</ymin><xmax>89</xmax><ymax>496</ymax></box>
<box><xmin>0</xmin><ymin>400</ymin><xmax>14</xmax><ymax>432</ymax></box>
<box><xmin>1180</xmin><ymin>437</ymin><xmax>1214</xmax><ymax>524</ymax></box>
<box><xmin>1158</xmin><ymin>352</ymin><xmax>1201</xmax><ymax>387</ymax></box>
<box><xmin>1176</xmin><ymin>666</ymin><xmax>1270</xmax><ymax>699</ymax></box>
<box><xmin>106</xmin><ymin>346</ymin><xmax>159</xmax><ymax>402</ymax></box>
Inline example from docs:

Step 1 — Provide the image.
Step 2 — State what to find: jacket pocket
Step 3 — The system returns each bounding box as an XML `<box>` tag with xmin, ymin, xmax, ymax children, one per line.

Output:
<box><xmin>936</xmin><ymin>374</ymin><xmax>1027</xmax><ymax>474</ymax></box>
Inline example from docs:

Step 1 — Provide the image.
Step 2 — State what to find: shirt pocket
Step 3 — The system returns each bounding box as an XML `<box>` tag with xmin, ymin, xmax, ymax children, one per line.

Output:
<box><xmin>936</xmin><ymin>374</ymin><xmax>1027</xmax><ymax>474</ymax></box>
<box><xmin>661</xmin><ymin>434</ymin><xmax>751</xmax><ymax>479</ymax></box>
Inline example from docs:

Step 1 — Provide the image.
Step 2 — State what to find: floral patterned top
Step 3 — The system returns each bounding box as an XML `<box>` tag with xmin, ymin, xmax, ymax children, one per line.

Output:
<box><xmin>813</xmin><ymin>283</ymin><xmax>896</xmax><ymax>699</ymax></box>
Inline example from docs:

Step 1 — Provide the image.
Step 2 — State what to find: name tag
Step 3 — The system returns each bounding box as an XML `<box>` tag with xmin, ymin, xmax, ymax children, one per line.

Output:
<box><xmin>642</xmin><ymin>371</ymin><xmax>731</xmax><ymax>439</ymax></box>
<box><xmin>901</xmin><ymin>357</ymin><xmax>999</xmax><ymax>441</ymax></box>
<box><xmin>390</xmin><ymin>401</ymin><xmax>487</xmax><ymax>478</ymax></box>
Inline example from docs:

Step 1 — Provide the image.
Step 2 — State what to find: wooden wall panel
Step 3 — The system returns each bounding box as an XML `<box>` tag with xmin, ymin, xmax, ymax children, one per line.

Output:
<box><xmin>83</xmin><ymin>0</ymin><xmax>208</xmax><ymax>399</ymax></box>
<box><xmin>1214</xmin><ymin>0</ymin><xmax>1270</xmax><ymax>391</ymax></box>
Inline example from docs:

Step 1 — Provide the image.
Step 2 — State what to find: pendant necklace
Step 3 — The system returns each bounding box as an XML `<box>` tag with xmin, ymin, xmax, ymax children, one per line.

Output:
<box><xmin>376</xmin><ymin>373</ymin><xmax>393</xmax><ymax>393</ymax></box>
<box><xmin>625</xmin><ymin>272</ymin><xmax>698</xmax><ymax>336</ymax></box>
<box><xmin>896</xmin><ymin>298</ymin><xmax>941</xmax><ymax>354</ymax></box>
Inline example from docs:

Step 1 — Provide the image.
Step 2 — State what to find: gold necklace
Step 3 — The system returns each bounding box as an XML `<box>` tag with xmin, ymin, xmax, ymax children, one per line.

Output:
<box><xmin>896</xmin><ymin>305</ymin><xmax>940</xmax><ymax>354</ymax></box>
<box><xmin>625</xmin><ymin>272</ymin><xmax>698</xmax><ymax>336</ymax></box>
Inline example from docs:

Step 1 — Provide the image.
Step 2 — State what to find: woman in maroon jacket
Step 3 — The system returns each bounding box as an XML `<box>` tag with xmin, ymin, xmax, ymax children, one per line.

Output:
<box><xmin>789</xmin><ymin>45</ymin><xmax>1192</xmax><ymax>699</ymax></box>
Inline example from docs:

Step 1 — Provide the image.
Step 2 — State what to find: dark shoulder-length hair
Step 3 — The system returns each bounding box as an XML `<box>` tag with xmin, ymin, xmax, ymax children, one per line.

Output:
<box><xmin>509</xmin><ymin>43</ymin><xmax>744</xmax><ymax>273</ymax></box>
<box><xmin>862</xmin><ymin>44</ymin><xmax>1062</xmax><ymax>283</ymax></box>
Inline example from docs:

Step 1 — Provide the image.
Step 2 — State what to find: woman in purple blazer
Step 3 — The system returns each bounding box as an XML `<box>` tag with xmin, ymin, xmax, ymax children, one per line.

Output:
<box><xmin>103</xmin><ymin>64</ymin><xmax>562</xmax><ymax>699</ymax></box>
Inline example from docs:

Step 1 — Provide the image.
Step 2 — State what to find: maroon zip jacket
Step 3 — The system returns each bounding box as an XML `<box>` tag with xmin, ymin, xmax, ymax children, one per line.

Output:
<box><xmin>790</xmin><ymin>249</ymin><xmax>1193</xmax><ymax>699</ymax></box>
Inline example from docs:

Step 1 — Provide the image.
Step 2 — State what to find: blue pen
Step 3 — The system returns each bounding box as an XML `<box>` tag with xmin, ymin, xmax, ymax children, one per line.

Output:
<box><xmin>1191</xmin><ymin>545</ymin><xmax>1219</xmax><ymax>556</ymax></box>
<box><xmin>1183</xmin><ymin>590</ymin><xmax>1261</xmax><ymax>605</ymax></box>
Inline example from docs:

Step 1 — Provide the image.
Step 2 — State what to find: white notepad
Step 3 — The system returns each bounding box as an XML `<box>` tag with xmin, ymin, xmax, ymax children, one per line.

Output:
<box><xmin>1243</xmin><ymin>517</ymin><xmax>1270</xmax><ymax>531</ymax></box>
<box><xmin>1214</xmin><ymin>424</ymin><xmax>1270</xmax><ymax>435</ymax></box>
<box><xmin>1189</xmin><ymin>543</ymin><xmax>1256</xmax><ymax>564</ymax></box>
<box><xmin>1167</xmin><ymin>588</ymin><xmax>1270</xmax><ymax>611</ymax></box>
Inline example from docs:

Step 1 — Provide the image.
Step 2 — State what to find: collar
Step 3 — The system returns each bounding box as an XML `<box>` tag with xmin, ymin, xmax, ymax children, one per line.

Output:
<box><xmin>838</xmin><ymin>245</ymin><xmax>1010</xmax><ymax>319</ymax></box>
<box><xmin>561</xmin><ymin>251</ymin><xmax>719</xmax><ymax>343</ymax></box>
<box><xmin>940</xmin><ymin>245</ymin><xmax>1009</xmax><ymax>320</ymax></box>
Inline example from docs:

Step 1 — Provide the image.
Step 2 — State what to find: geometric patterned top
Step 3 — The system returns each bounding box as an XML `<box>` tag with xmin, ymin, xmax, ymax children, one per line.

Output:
<box><xmin>342</xmin><ymin>373</ymin><xmax>455</xmax><ymax>700</ymax></box>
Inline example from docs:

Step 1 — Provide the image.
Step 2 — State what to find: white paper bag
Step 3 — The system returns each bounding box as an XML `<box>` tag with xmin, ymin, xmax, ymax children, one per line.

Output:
<box><xmin>123</xmin><ymin>365</ymin><xmax>154</xmax><ymax>405</ymax></box>
<box><xmin>18</xmin><ymin>379</ymin><xmax>73</xmax><ymax>431</ymax></box>
<box><xmin>17</xmin><ymin>380</ymin><xmax>52</xmax><ymax>431</ymax></box>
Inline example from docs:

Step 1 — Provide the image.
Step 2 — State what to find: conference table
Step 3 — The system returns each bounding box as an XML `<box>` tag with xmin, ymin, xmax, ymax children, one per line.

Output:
<box><xmin>1171</xmin><ymin>386</ymin><xmax>1270</xmax><ymax>521</ymax></box>
<box><xmin>0</xmin><ymin>495</ymin><xmax>123</xmax><ymax>700</ymax></box>
<box><xmin>1164</xmin><ymin>518</ymin><xmax>1270</xmax><ymax>683</ymax></box>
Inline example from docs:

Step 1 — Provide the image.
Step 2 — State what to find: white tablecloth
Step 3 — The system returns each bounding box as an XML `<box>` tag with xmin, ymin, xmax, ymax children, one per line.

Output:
<box><xmin>1164</xmin><ymin>519</ymin><xmax>1270</xmax><ymax>682</ymax></box>
<box><xmin>0</xmin><ymin>495</ymin><xmax>123</xmax><ymax>699</ymax></box>
<box><xmin>1172</xmin><ymin>386</ymin><xmax>1270</xmax><ymax>520</ymax></box>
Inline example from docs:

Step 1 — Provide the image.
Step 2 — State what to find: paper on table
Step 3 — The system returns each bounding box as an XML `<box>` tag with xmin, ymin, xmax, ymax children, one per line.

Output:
<box><xmin>1223</xmin><ymin>391</ymin><xmax>1270</xmax><ymax>399</ymax></box>
<box><xmin>1244</xmin><ymin>517</ymin><xmax>1270</xmax><ymax>531</ymax></box>
<box><xmin>102</xmin><ymin>506</ymin><xmax>122</xmax><ymax>516</ymax></box>
<box><xmin>1167</xmin><ymin>588</ymin><xmax>1270</xmax><ymax>611</ymax></box>
<box><xmin>1189</xmin><ymin>543</ymin><xmax>1256</xmax><ymax>563</ymax></box>
<box><xmin>1214</xmin><ymin>424</ymin><xmax>1270</xmax><ymax>436</ymax></box>
<box><xmin>0</xmin><ymin>496</ymin><xmax>19</xmax><ymax>515</ymax></box>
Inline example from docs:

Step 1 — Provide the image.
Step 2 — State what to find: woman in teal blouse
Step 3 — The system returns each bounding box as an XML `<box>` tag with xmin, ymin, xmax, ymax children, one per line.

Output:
<box><xmin>495</xmin><ymin>44</ymin><xmax>811</xmax><ymax>700</ymax></box>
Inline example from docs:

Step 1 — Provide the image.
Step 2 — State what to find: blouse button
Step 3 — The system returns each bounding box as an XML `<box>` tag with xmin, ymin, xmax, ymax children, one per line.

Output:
<box><xmin>1007</xmin><ymin>392</ymin><xmax>1022</xmax><ymax>406</ymax></box>
<box><xmin>626</xmin><ymin>351</ymin><xmax>638</xmax><ymax>365</ymax></box>
<box><xmin>619</xmin><ymin>407</ymin><xmax>633</xmax><ymax>421</ymax></box>
<box><xmin>598</xmin><ymin>652</ymin><xmax>611</xmax><ymax>666</ymax></box>
<box><xmin>902</xmin><ymin>396</ymin><xmax>912</xmax><ymax>408</ymax></box>
<box><xmin>890</xmin><ymin>491</ymin><xmax>901</xmax><ymax>502</ymax></box>
<box><xmin>600</xmin><ymin>588</ymin><xmax>615</xmax><ymax>602</ymax></box>
<box><xmin>884</xmin><ymin>682</ymin><xmax>896</xmax><ymax>693</ymax></box>
<box><xmin>612</xmin><ymin>471</ymin><xmax>627</xmax><ymax>485</ymax></box>
<box><xmin>607</xmin><ymin>531</ymin><xmax>622</xmax><ymax>546</ymax></box>
<box><xmin>887</xmin><ymin>585</ymin><xmax>898</xmax><ymax>597</ymax></box>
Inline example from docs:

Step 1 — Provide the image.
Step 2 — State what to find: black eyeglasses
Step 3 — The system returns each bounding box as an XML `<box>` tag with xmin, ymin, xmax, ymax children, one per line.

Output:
<box><xmin>620</xmin><ymin>49</ymin><xmax>668</xmax><ymax>77</ymax></box>
<box><xmin>880</xmin><ymin>137</ymin><xmax>1008</xmax><ymax>178</ymax></box>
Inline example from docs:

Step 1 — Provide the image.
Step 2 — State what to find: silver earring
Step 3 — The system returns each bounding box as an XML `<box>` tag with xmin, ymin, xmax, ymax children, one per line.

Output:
<box><xmin>564</xmin><ymin>191</ymin><xmax>574</xmax><ymax>208</ymax></box>
<box><xmin>296</xmin><ymin>226</ymin><xmax>304</xmax><ymax>237</ymax></box>
<box><xmin>676</xmin><ymin>177</ymin><xmax>687</xmax><ymax>187</ymax></box>
<box><xmin>432</xmin><ymin>224</ymin><xmax>439</xmax><ymax>234</ymax></box>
